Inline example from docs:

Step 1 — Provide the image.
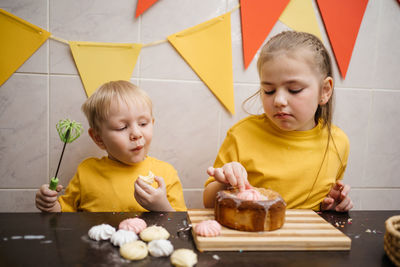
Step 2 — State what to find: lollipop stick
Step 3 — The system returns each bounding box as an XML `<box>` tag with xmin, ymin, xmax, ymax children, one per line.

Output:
<box><xmin>50</xmin><ymin>128</ymin><xmax>70</xmax><ymax>191</ymax></box>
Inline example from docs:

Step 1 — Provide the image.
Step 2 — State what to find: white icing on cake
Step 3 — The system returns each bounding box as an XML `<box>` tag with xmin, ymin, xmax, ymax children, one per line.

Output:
<box><xmin>148</xmin><ymin>239</ymin><xmax>174</xmax><ymax>257</ymax></box>
<box><xmin>88</xmin><ymin>224</ymin><xmax>116</xmax><ymax>241</ymax></box>
<box><xmin>110</xmin><ymin>229</ymin><xmax>138</xmax><ymax>247</ymax></box>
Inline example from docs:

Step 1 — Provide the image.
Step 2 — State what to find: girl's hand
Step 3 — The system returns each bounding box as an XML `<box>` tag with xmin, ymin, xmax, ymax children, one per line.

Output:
<box><xmin>35</xmin><ymin>184</ymin><xmax>63</xmax><ymax>212</ymax></box>
<box><xmin>134</xmin><ymin>176</ymin><xmax>174</xmax><ymax>212</ymax></box>
<box><xmin>207</xmin><ymin>162</ymin><xmax>251</xmax><ymax>192</ymax></box>
<box><xmin>321</xmin><ymin>181</ymin><xmax>353</xmax><ymax>212</ymax></box>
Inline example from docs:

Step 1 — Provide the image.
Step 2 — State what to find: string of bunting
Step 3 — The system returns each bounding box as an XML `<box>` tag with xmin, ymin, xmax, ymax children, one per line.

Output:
<box><xmin>0</xmin><ymin>0</ymin><xmax>369</xmax><ymax>115</ymax></box>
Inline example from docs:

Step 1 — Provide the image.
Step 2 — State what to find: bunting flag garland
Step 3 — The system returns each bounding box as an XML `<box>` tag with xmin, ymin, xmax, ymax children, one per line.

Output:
<box><xmin>168</xmin><ymin>13</ymin><xmax>235</xmax><ymax>114</ymax></box>
<box><xmin>317</xmin><ymin>0</ymin><xmax>369</xmax><ymax>78</ymax></box>
<box><xmin>1</xmin><ymin>2</ymin><xmax>371</xmax><ymax>109</ymax></box>
<box><xmin>135</xmin><ymin>0</ymin><xmax>159</xmax><ymax>18</ymax></box>
<box><xmin>279</xmin><ymin>0</ymin><xmax>322</xmax><ymax>41</ymax></box>
<box><xmin>70</xmin><ymin>41</ymin><xmax>142</xmax><ymax>97</ymax></box>
<box><xmin>0</xmin><ymin>9</ymin><xmax>50</xmax><ymax>86</ymax></box>
<box><xmin>240</xmin><ymin>0</ymin><xmax>290</xmax><ymax>69</ymax></box>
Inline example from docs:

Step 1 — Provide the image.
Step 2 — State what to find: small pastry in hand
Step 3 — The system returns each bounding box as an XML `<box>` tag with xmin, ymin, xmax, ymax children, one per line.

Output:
<box><xmin>138</xmin><ymin>171</ymin><xmax>155</xmax><ymax>185</ymax></box>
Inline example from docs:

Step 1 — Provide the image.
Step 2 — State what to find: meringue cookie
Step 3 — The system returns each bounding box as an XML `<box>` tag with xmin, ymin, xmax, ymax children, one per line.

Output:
<box><xmin>119</xmin><ymin>218</ymin><xmax>147</xmax><ymax>234</ymax></box>
<box><xmin>110</xmin><ymin>229</ymin><xmax>138</xmax><ymax>247</ymax></box>
<box><xmin>120</xmin><ymin>240</ymin><xmax>148</xmax><ymax>260</ymax></box>
<box><xmin>170</xmin><ymin>249</ymin><xmax>197</xmax><ymax>267</ymax></box>
<box><xmin>140</xmin><ymin>225</ymin><xmax>170</xmax><ymax>242</ymax></box>
<box><xmin>194</xmin><ymin>220</ymin><xmax>221</xmax><ymax>237</ymax></box>
<box><xmin>148</xmin><ymin>239</ymin><xmax>174</xmax><ymax>257</ymax></box>
<box><xmin>88</xmin><ymin>224</ymin><xmax>116</xmax><ymax>241</ymax></box>
<box><xmin>138</xmin><ymin>171</ymin><xmax>155</xmax><ymax>185</ymax></box>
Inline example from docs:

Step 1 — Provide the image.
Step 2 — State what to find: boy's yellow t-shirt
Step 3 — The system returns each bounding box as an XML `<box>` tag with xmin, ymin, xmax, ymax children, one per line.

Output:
<box><xmin>205</xmin><ymin>114</ymin><xmax>350</xmax><ymax>210</ymax></box>
<box><xmin>59</xmin><ymin>156</ymin><xmax>187</xmax><ymax>212</ymax></box>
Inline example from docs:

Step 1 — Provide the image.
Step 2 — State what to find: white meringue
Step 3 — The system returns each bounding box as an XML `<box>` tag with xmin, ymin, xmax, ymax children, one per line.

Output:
<box><xmin>148</xmin><ymin>239</ymin><xmax>174</xmax><ymax>257</ymax></box>
<box><xmin>88</xmin><ymin>224</ymin><xmax>116</xmax><ymax>241</ymax></box>
<box><xmin>110</xmin><ymin>229</ymin><xmax>138</xmax><ymax>247</ymax></box>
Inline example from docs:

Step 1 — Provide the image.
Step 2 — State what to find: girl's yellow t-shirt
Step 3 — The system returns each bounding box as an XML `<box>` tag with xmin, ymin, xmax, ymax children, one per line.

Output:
<box><xmin>59</xmin><ymin>156</ymin><xmax>187</xmax><ymax>212</ymax></box>
<box><xmin>205</xmin><ymin>114</ymin><xmax>349</xmax><ymax>210</ymax></box>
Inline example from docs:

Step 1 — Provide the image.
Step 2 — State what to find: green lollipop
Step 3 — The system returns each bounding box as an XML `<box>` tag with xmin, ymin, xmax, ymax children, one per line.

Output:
<box><xmin>49</xmin><ymin>119</ymin><xmax>83</xmax><ymax>191</ymax></box>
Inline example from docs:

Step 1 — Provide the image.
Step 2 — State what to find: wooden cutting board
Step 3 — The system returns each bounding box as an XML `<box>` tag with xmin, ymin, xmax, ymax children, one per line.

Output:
<box><xmin>188</xmin><ymin>209</ymin><xmax>351</xmax><ymax>251</ymax></box>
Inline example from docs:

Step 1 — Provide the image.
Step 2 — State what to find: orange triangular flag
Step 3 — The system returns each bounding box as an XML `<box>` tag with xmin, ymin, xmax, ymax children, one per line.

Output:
<box><xmin>0</xmin><ymin>9</ymin><xmax>50</xmax><ymax>86</ymax></box>
<box><xmin>240</xmin><ymin>0</ymin><xmax>290</xmax><ymax>69</ymax></box>
<box><xmin>317</xmin><ymin>0</ymin><xmax>369</xmax><ymax>78</ymax></box>
<box><xmin>168</xmin><ymin>13</ymin><xmax>235</xmax><ymax>114</ymax></box>
<box><xmin>70</xmin><ymin>41</ymin><xmax>142</xmax><ymax>97</ymax></box>
<box><xmin>135</xmin><ymin>0</ymin><xmax>159</xmax><ymax>18</ymax></box>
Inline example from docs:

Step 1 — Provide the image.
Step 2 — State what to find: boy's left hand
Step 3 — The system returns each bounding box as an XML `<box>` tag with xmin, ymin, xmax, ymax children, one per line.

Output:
<box><xmin>321</xmin><ymin>180</ymin><xmax>353</xmax><ymax>212</ymax></box>
<box><xmin>134</xmin><ymin>176</ymin><xmax>174</xmax><ymax>212</ymax></box>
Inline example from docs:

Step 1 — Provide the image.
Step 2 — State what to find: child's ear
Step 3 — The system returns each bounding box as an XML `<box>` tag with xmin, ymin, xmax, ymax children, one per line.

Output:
<box><xmin>320</xmin><ymin>77</ymin><xmax>333</xmax><ymax>105</ymax></box>
<box><xmin>88</xmin><ymin>128</ymin><xmax>106</xmax><ymax>150</ymax></box>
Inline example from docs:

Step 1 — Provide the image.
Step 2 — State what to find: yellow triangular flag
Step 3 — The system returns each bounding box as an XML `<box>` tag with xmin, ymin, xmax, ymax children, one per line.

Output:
<box><xmin>279</xmin><ymin>0</ymin><xmax>322</xmax><ymax>40</ymax></box>
<box><xmin>168</xmin><ymin>13</ymin><xmax>235</xmax><ymax>114</ymax></box>
<box><xmin>0</xmin><ymin>9</ymin><xmax>50</xmax><ymax>86</ymax></box>
<box><xmin>69</xmin><ymin>41</ymin><xmax>142</xmax><ymax>97</ymax></box>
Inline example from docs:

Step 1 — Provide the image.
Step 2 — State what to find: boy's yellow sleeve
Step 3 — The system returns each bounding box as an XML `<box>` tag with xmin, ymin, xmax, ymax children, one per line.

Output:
<box><xmin>58</xmin><ymin>172</ymin><xmax>81</xmax><ymax>212</ymax></box>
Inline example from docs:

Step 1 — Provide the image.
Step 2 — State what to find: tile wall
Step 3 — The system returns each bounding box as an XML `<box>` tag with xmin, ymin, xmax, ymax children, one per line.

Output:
<box><xmin>0</xmin><ymin>0</ymin><xmax>399</xmax><ymax>211</ymax></box>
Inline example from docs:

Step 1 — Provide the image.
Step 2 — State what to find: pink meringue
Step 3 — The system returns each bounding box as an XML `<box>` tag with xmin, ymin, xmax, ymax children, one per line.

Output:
<box><xmin>194</xmin><ymin>220</ymin><xmax>221</xmax><ymax>237</ymax></box>
<box><xmin>236</xmin><ymin>188</ymin><xmax>264</xmax><ymax>201</ymax></box>
<box><xmin>119</xmin><ymin>218</ymin><xmax>147</xmax><ymax>234</ymax></box>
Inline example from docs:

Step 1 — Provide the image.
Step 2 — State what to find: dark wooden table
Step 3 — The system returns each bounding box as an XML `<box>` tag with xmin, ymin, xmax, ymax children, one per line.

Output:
<box><xmin>0</xmin><ymin>210</ymin><xmax>398</xmax><ymax>266</ymax></box>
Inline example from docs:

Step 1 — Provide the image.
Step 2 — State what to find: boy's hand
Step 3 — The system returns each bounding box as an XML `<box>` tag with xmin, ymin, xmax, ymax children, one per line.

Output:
<box><xmin>35</xmin><ymin>184</ymin><xmax>63</xmax><ymax>212</ymax></box>
<box><xmin>207</xmin><ymin>162</ymin><xmax>251</xmax><ymax>192</ymax></box>
<box><xmin>321</xmin><ymin>181</ymin><xmax>353</xmax><ymax>212</ymax></box>
<box><xmin>134</xmin><ymin>176</ymin><xmax>174</xmax><ymax>212</ymax></box>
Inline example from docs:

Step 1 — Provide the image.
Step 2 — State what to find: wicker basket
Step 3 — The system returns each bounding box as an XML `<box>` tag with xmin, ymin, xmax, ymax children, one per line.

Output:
<box><xmin>384</xmin><ymin>215</ymin><xmax>400</xmax><ymax>267</ymax></box>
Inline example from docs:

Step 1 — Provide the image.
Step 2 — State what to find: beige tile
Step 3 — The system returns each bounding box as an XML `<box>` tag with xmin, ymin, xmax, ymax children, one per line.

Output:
<box><xmin>365</xmin><ymin>90</ymin><xmax>400</xmax><ymax>187</ymax></box>
<box><xmin>0</xmin><ymin>74</ymin><xmax>48</xmax><ymax>188</ymax></box>
<box><xmin>350</xmin><ymin>189</ymin><xmax>400</xmax><ymax>210</ymax></box>
<box><xmin>142</xmin><ymin>80</ymin><xmax>220</xmax><ymax>189</ymax></box>
<box><xmin>373</xmin><ymin>0</ymin><xmax>400</xmax><ymax>90</ymax></box>
<box><xmin>0</xmin><ymin>190</ymin><xmax>38</xmax><ymax>212</ymax></box>
<box><xmin>333</xmin><ymin>88</ymin><xmax>371</xmax><ymax>187</ymax></box>
<box><xmin>183</xmin><ymin>189</ymin><xmax>204</xmax><ymax>209</ymax></box>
